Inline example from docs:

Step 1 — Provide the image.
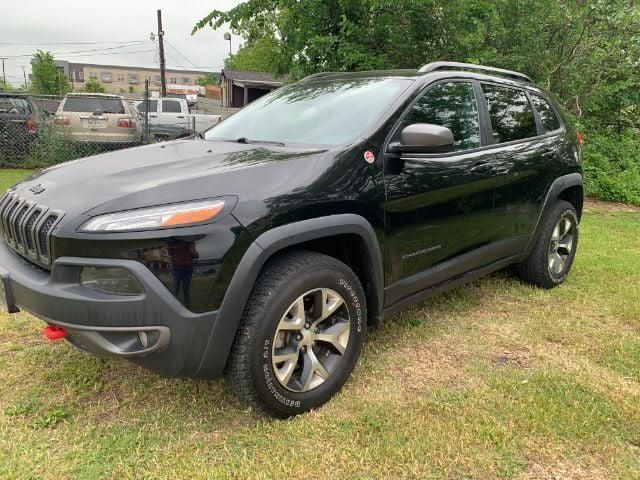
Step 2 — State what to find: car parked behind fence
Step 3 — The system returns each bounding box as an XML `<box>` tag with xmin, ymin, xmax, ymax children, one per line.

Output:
<box><xmin>54</xmin><ymin>93</ymin><xmax>142</xmax><ymax>146</ymax></box>
<box><xmin>0</xmin><ymin>93</ymin><xmax>46</xmax><ymax>157</ymax></box>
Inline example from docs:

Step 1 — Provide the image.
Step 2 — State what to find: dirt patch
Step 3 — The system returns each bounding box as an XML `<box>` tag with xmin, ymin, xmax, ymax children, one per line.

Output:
<box><xmin>584</xmin><ymin>199</ymin><xmax>640</xmax><ymax>214</ymax></box>
<box><xmin>393</xmin><ymin>341</ymin><xmax>473</xmax><ymax>392</ymax></box>
<box><xmin>518</xmin><ymin>454</ymin><xmax>613</xmax><ymax>480</ymax></box>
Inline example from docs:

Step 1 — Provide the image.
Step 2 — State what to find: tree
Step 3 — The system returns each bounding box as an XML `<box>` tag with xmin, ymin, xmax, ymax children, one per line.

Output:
<box><xmin>83</xmin><ymin>77</ymin><xmax>106</xmax><ymax>93</ymax></box>
<box><xmin>194</xmin><ymin>0</ymin><xmax>640</xmax><ymax>205</ymax></box>
<box><xmin>196</xmin><ymin>72</ymin><xmax>221</xmax><ymax>86</ymax></box>
<box><xmin>30</xmin><ymin>50</ymin><xmax>71</xmax><ymax>96</ymax></box>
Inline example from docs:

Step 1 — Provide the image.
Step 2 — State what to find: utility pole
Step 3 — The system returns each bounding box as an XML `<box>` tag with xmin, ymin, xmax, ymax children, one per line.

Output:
<box><xmin>22</xmin><ymin>67</ymin><xmax>28</xmax><ymax>90</ymax></box>
<box><xmin>157</xmin><ymin>9</ymin><xmax>167</xmax><ymax>97</ymax></box>
<box><xmin>0</xmin><ymin>58</ymin><xmax>6</xmax><ymax>85</ymax></box>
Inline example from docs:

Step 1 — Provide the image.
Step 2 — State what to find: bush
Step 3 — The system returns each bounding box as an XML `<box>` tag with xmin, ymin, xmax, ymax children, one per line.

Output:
<box><xmin>582</xmin><ymin>131</ymin><xmax>640</xmax><ymax>206</ymax></box>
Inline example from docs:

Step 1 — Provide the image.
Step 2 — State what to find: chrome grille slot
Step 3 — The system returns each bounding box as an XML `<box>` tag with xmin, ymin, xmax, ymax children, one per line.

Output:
<box><xmin>0</xmin><ymin>192</ymin><xmax>64</xmax><ymax>269</ymax></box>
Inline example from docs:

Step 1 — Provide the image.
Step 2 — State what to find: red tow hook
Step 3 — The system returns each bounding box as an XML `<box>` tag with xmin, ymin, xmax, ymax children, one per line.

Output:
<box><xmin>43</xmin><ymin>325</ymin><xmax>68</xmax><ymax>341</ymax></box>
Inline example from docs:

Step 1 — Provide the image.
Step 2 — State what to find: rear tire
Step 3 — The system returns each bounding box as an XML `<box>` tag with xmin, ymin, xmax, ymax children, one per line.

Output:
<box><xmin>517</xmin><ymin>200</ymin><xmax>579</xmax><ymax>288</ymax></box>
<box><xmin>226</xmin><ymin>250</ymin><xmax>366</xmax><ymax>417</ymax></box>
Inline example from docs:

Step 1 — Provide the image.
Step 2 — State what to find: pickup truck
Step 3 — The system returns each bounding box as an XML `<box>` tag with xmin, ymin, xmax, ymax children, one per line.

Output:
<box><xmin>136</xmin><ymin>97</ymin><xmax>220</xmax><ymax>140</ymax></box>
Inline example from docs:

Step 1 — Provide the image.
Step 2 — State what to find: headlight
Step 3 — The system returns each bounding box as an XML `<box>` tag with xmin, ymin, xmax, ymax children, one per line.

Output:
<box><xmin>80</xmin><ymin>199</ymin><xmax>225</xmax><ymax>232</ymax></box>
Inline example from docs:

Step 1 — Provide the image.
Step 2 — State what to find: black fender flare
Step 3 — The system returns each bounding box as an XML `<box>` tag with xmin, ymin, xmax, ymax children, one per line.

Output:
<box><xmin>523</xmin><ymin>172</ymin><xmax>583</xmax><ymax>257</ymax></box>
<box><xmin>195</xmin><ymin>214</ymin><xmax>384</xmax><ymax>377</ymax></box>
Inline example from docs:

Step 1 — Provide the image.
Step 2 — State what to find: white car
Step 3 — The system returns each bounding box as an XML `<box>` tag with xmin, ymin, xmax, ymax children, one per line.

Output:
<box><xmin>136</xmin><ymin>97</ymin><xmax>220</xmax><ymax>140</ymax></box>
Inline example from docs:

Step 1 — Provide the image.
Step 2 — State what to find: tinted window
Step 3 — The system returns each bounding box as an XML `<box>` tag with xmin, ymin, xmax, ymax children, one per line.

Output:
<box><xmin>399</xmin><ymin>82</ymin><xmax>480</xmax><ymax>151</ymax></box>
<box><xmin>162</xmin><ymin>100</ymin><xmax>181</xmax><ymax>113</ymax></box>
<box><xmin>63</xmin><ymin>97</ymin><xmax>125</xmax><ymax>114</ymax></box>
<box><xmin>531</xmin><ymin>94</ymin><xmax>561</xmax><ymax>132</ymax></box>
<box><xmin>483</xmin><ymin>85</ymin><xmax>537</xmax><ymax>143</ymax></box>
<box><xmin>137</xmin><ymin>100</ymin><xmax>157</xmax><ymax>113</ymax></box>
<box><xmin>206</xmin><ymin>78</ymin><xmax>411</xmax><ymax>146</ymax></box>
<box><xmin>0</xmin><ymin>97</ymin><xmax>32</xmax><ymax>115</ymax></box>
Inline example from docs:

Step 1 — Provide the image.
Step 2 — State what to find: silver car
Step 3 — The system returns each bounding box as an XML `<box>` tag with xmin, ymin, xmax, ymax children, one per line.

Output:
<box><xmin>55</xmin><ymin>93</ymin><xmax>142</xmax><ymax>144</ymax></box>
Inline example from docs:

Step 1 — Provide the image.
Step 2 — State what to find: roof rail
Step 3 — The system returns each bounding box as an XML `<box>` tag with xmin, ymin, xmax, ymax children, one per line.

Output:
<box><xmin>299</xmin><ymin>72</ymin><xmax>343</xmax><ymax>82</ymax></box>
<box><xmin>418</xmin><ymin>62</ymin><xmax>533</xmax><ymax>83</ymax></box>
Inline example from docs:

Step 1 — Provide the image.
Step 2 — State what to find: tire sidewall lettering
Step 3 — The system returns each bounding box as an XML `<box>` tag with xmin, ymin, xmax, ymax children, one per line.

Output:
<box><xmin>258</xmin><ymin>275</ymin><xmax>364</xmax><ymax>409</ymax></box>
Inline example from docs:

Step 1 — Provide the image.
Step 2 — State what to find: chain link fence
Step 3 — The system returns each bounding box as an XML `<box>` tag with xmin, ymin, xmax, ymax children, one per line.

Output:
<box><xmin>0</xmin><ymin>80</ymin><xmax>221</xmax><ymax>169</ymax></box>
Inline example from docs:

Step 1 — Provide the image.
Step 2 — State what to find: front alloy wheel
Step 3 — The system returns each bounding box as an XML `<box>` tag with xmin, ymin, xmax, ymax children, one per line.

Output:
<box><xmin>226</xmin><ymin>251</ymin><xmax>366</xmax><ymax>417</ymax></box>
<box><xmin>272</xmin><ymin>288</ymin><xmax>350</xmax><ymax>392</ymax></box>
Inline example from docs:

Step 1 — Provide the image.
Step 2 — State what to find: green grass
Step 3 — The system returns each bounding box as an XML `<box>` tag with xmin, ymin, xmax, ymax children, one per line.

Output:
<box><xmin>0</xmin><ymin>169</ymin><xmax>35</xmax><ymax>191</ymax></box>
<box><xmin>0</xmin><ymin>169</ymin><xmax>638</xmax><ymax>479</ymax></box>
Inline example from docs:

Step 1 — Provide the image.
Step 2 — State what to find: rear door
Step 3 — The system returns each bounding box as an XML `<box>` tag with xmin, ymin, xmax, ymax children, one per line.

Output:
<box><xmin>481</xmin><ymin>83</ymin><xmax>558</xmax><ymax>250</ymax></box>
<box><xmin>383</xmin><ymin>80</ymin><xmax>502</xmax><ymax>305</ymax></box>
<box><xmin>159</xmin><ymin>99</ymin><xmax>189</xmax><ymax>130</ymax></box>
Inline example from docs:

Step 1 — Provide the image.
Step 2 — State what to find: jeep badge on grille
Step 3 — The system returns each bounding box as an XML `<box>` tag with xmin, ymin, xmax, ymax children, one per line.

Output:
<box><xmin>29</xmin><ymin>184</ymin><xmax>45</xmax><ymax>195</ymax></box>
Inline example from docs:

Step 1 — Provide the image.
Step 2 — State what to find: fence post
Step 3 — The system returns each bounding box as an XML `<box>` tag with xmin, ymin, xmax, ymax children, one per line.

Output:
<box><xmin>144</xmin><ymin>79</ymin><xmax>150</xmax><ymax>141</ymax></box>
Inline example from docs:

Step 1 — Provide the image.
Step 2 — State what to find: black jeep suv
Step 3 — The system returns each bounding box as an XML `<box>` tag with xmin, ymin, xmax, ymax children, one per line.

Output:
<box><xmin>0</xmin><ymin>62</ymin><xmax>583</xmax><ymax>417</ymax></box>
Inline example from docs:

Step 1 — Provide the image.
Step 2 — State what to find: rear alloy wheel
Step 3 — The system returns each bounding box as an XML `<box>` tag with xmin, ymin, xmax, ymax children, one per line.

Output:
<box><xmin>517</xmin><ymin>200</ymin><xmax>579</xmax><ymax>288</ymax></box>
<box><xmin>226</xmin><ymin>251</ymin><xmax>366</xmax><ymax>417</ymax></box>
<box><xmin>547</xmin><ymin>216</ymin><xmax>575</xmax><ymax>276</ymax></box>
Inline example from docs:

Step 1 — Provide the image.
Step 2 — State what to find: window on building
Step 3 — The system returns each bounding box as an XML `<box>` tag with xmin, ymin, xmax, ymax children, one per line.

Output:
<box><xmin>154</xmin><ymin>76</ymin><xmax>161</xmax><ymax>85</ymax></box>
<box><xmin>483</xmin><ymin>84</ymin><xmax>538</xmax><ymax>144</ymax></box>
<box><xmin>397</xmin><ymin>81</ymin><xmax>481</xmax><ymax>151</ymax></box>
<box><xmin>129</xmin><ymin>74</ymin><xmax>138</xmax><ymax>84</ymax></box>
<box><xmin>170</xmin><ymin>77</ymin><xmax>177</xmax><ymax>84</ymax></box>
<box><xmin>117</xmin><ymin>74</ymin><xmax>125</xmax><ymax>82</ymax></box>
<box><xmin>183</xmin><ymin>77</ymin><xmax>190</xmax><ymax>85</ymax></box>
<box><xmin>531</xmin><ymin>94</ymin><xmax>561</xmax><ymax>133</ymax></box>
<box><xmin>100</xmin><ymin>72</ymin><xmax>112</xmax><ymax>83</ymax></box>
<box><xmin>162</xmin><ymin>100</ymin><xmax>182</xmax><ymax>113</ymax></box>
<box><xmin>77</xmin><ymin>70</ymin><xmax>84</xmax><ymax>81</ymax></box>
<box><xmin>89</xmin><ymin>72</ymin><xmax>97</xmax><ymax>80</ymax></box>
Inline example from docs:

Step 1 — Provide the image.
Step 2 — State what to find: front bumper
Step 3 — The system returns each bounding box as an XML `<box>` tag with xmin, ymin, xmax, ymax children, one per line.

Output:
<box><xmin>0</xmin><ymin>241</ymin><xmax>220</xmax><ymax>377</ymax></box>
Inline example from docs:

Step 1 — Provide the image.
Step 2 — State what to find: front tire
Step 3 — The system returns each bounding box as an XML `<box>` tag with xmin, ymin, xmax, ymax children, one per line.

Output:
<box><xmin>517</xmin><ymin>200</ymin><xmax>579</xmax><ymax>288</ymax></box>
<box><xmin>226</xmin><ymin>251</ymin><xmax>366</xmax><ymax>417</ymax></box>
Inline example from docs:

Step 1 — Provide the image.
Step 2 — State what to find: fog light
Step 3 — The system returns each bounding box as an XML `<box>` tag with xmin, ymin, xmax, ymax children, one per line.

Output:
<box><xmin>80</xmin><ymin>267</ymin><xmax>144</xmax><ymax>296</ymax></box>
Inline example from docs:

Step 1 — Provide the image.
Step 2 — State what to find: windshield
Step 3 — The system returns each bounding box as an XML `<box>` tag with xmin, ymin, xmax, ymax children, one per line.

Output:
<box><xmin>205</xmin><ymin>78</ymin><xmax>412</xmax><ymax>146</ymax></box>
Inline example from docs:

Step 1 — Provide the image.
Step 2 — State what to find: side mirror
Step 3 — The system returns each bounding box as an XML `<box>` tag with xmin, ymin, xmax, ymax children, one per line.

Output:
<box><xmin>398</xmin><ymin>123</ymin><xmax>454</xmax><ymax>154</ymax></box>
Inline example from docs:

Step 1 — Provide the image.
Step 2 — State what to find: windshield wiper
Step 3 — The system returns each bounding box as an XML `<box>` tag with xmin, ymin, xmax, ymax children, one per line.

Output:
<box><xmin>234</xmin><ymin>137</ymin><xmax>285</xmax><ymax>147</ymax></box>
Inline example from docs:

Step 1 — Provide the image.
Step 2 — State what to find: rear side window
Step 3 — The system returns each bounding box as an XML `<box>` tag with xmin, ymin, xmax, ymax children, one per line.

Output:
<box><xmin>400</xmin><ymin>82</ymin><xmax>480</xmax><ymax>151</ymax></box>
<box><xmin>531</xmin><ymin>94</ymin><xmax>561</xmax><ymax>132</ymax></box>
<box><xmin>162</xmin><ymin>100</ymin><xmax>181</xmax><ymax>113</ymax></box>
<box><xmin>63</xmin><ymin>97</ymin><xmax>125</xmax><ymax>114</ymax></box>
<box><xmin>137</xmin><ymin>100</ymin><xmax>158</xmax><ymax>113</ymax></box>
<box><xmin>0</xmin><ymin>97</ymin><xmax>32</xmax><ymax>115</ymax></box>
<box><xmin>483</xmin><ymin>85</ymin><xmax>537</xmax><ymax>143</ymax></box>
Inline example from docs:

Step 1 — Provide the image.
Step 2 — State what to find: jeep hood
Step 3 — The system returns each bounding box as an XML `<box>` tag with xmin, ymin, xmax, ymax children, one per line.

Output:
<box><xmin>10</xmin><ymin>139</ymin><xmax>330</xmax><ymax>222</ymax></box>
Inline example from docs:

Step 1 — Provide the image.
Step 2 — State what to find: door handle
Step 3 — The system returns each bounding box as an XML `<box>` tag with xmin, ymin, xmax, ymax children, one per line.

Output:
<box><xmin>469</xmin><ymin>161</ymin><xmax>493</xmax><ymax>173</ymax></box>
<box><xmin>149</xmin><ymin>114</ymin><xmax>157</xmax><ymax>118</ymax></box>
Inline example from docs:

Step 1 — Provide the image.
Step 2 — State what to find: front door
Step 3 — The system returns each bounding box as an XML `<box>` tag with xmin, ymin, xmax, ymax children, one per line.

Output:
<box><xmin>383</xmin><ymin>80</ymin><xmax>501</xmax><ymax>306</ymax></box>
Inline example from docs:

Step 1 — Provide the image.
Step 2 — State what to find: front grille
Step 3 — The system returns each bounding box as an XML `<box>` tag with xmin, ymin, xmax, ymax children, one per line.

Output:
<box><xmin>0</xmin><ymin>192</ymin><xmax>64</xmax><ymax>268</ymax></box>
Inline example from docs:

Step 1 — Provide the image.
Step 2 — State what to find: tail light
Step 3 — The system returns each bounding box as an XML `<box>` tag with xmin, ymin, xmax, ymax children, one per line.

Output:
<box><xmin>117</xmin><ymin>118</ymin><xmax>136</xmax><ymax>128</ymax></box>
<box><xmin>54</xmin><ymin>115</ymin><xmax>70</xmax><ymax>126</ymax></box>
<box><xmin>576</xmin><ymin>132</ymin><xmax>584</xmax><ymax>145</ymax></box>
<box><xmin>26</xmin><ymin>117</ymin><xmax>37</xmax><ymax>133</ymax></box>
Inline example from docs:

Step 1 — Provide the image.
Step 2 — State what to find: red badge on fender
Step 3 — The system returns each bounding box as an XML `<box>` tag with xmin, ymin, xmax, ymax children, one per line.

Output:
<box><xmin>364</xmin><ymin>151</ymin><xmax>375</xmax><ymax>164</ymax></box>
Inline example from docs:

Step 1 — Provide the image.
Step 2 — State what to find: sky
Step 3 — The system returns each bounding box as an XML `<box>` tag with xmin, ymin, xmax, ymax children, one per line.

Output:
<box><xmin>0</xmin><ymin>0</ymin><xmax>244</xmax><ymax>86</ymax></box>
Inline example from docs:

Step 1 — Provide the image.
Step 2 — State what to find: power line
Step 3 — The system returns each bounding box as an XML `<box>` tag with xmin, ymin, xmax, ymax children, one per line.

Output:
<box><xmin>2</xmin><ymin>42</ymin><xmax>151</xmax><ymax>58</ymax></box>
<box><xmin>62</xmin><ymin>49</ymin><xmax>157</xmax><ymax>59</ymax></box>
<box><xmin>0</xmin><ymin>40</ymin><xmax>147</xmax><ymax>46</ymax></box>
<box><xmin>165</xmin><ymin>40</ymin><xmax>199</xmax><ymax>69</ymax></box>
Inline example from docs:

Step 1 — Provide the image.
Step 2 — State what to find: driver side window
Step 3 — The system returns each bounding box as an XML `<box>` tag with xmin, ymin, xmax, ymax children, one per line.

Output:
<box><xmin>398</xmin><ymin>82</ymin><xmax>480</xmax><ymax>151</ymax></box>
